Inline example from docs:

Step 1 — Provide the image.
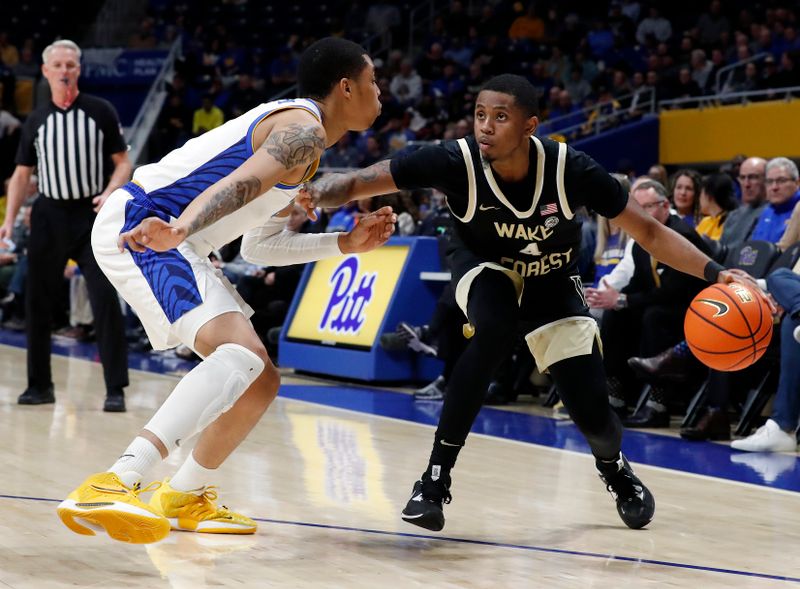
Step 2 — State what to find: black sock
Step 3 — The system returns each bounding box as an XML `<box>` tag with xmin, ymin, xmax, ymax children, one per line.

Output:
<box><xmin>427</xmin><ymin>436</ymin><xmax>464</xmax><ymax>475</ymax></box>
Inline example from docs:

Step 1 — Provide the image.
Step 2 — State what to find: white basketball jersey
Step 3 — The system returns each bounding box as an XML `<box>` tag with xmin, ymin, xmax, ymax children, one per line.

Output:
<box><xmin>131</xmin><ymin>98</ymin><xmax>321</xmax><ymax>255</ymax></box>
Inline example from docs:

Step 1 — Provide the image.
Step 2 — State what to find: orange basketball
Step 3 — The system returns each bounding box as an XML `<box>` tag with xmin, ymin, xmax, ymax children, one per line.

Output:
<box><xmin>684</xmin><ymin>283</ymin><xmax>773</xmax><ymax>371</ymax></box>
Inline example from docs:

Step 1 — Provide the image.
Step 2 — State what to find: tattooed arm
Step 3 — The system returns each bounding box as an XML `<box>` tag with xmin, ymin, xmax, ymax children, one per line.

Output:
<box><xmin>299</xmin><ymin>160</ymin><xmax>399</xmax><ymax>215</ymax></box>
<box><xmin>118</xmin><ymin>111</ymin><xmax>326</xmax><ymax>253</ymax></box>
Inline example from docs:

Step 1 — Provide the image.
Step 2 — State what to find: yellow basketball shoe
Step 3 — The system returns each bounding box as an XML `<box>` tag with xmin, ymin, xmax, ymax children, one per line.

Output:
<box><xmin>149</xmin><ymin>479</ymin><xmax>257</xmax><ymax>534</ymax></box>
<box><xmin>57</xmin><ymin>472</ymin><xmax>170</xmax><ymax>544</ymax></box>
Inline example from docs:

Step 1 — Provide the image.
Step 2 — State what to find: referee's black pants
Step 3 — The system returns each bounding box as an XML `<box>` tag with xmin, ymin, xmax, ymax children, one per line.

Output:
<box><xmin>25</xmin><ymin>197</ymin><xmax>129</xmax><ymax>393</ymax></box>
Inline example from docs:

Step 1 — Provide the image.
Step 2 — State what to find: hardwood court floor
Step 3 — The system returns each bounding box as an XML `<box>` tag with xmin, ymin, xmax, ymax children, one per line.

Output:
<box><xmin>0</xmin><ymin>338</ymin><xmax>798</xmax><ymax>588</ymax></box>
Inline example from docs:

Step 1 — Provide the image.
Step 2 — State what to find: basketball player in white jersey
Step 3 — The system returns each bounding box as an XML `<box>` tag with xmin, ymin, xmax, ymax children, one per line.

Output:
<box><xmin>57</xmin><ymin>37</ymin><xmax>395</xmax><ymax>544</ymax></box>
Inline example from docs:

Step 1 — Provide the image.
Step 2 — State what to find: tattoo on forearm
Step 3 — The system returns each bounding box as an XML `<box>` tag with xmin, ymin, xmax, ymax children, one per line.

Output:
<box><xmin>262</xmin><ymin>123</ymin><xmax>325</xmax><ymax>169</ymax></box>
<box><xmin>187</xmin><ymin>176</ymin><xmax>263</xmax><ymax>236</ymax></box>
<box><xmin>314</xmin><ymin>160</ymin><xmax>392</xmax><ymax>207</ymax></box>
<box><xmin>356</xmin><ymin>160</ymin><xmax>390</xmax><ymax>183</ymax></box>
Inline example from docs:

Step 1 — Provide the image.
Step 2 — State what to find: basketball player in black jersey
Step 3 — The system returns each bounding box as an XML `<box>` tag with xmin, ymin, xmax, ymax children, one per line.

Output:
<box><xmin>299</xmin><ymin>74</ymin><xmax>756</xmax><ymax>531</ymax></box>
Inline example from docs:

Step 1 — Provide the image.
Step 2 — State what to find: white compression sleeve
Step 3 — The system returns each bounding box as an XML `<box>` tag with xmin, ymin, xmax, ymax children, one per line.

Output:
<box><xmin>241</xmin><ymin>216</ymin><xmax>343</xmax><ymax>266</ymax></box>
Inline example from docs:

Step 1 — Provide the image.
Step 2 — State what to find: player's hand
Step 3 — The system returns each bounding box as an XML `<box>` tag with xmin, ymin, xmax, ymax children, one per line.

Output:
<box><xmin>585</xmin><ymin>286</ymin><xmax>619</xmax><ymax>310</ymax></box>
<box><xmin>338</xmin><ymin>206</ymin><xmax>396</xmax><ymax>254</ymax></box>
<box><xmin>92</xmin><ymin>193</ymin><xmax>110</xmax><ymax>213</ymax></box>
<box><xmin>718</xmin><ymin>269</ymin><xmax>777</xmax><ymax>314</ymax></box>
<box><xmin>296</xmin><ymin>183</ymin><xmax>319</xmax><ymax>222</ymax></box>
<box><xmin>117</xmin><ymin>217</ymin><xmax>188</xmax><ymax>253</ymax></box>
<box><xmin>0</xmin><ymin>222</ymin><xmax>13</xmax><ymax>249</ymax></box>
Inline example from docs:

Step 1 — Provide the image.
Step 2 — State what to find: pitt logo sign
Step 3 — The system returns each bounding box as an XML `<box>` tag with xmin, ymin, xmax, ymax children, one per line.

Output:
<box><xmin>286</xmin><ymin>246</ymin><xmax>410</xmax><ymax>348</ymax></box>
<box><xmin>320</xmin><ymin>257</ymin><xmax>377</xmax><ymax>334</ymax></box>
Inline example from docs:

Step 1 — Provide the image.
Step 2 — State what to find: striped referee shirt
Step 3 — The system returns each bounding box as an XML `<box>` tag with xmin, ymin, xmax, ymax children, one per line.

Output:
<box><xmin>15</xmin><ymin>93</ymin><xmax>127</xmax><ymax>200</ymax></box>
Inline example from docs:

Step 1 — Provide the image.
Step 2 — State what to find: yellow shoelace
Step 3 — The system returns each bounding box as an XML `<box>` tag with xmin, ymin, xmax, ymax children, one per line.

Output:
<box><xmin>132</xmin><ymin>481</ymin><xmax>162</xmax><ymax>497</ymax></box>
<box><xmin>178</xmin><ymin>486</ymin><xmax>231</xmax><ymax>520</ymax></box>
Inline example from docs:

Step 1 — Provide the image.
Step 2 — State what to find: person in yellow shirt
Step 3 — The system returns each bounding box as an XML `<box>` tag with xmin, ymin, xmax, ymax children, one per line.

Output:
<box><xmin>697</xmin><ymin>173</ymin><xmax>739</xmax><ymax>240</ymax></box>
<box><xmin>192</xmin><ymin>95</ymin><xmax>224</xmax><ymax>136</ymax></box>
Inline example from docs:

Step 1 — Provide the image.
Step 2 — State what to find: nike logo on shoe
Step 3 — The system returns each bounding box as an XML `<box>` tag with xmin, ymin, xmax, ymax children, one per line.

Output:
<box><xmin>411</xmin><ymin>493</ymin><xmax>424</xmax><ymax>502</ymax></box>
<box><xmin>90</xmin><ymin>485</ymin><xmax>127</xmax><ymax>494</ymax></box>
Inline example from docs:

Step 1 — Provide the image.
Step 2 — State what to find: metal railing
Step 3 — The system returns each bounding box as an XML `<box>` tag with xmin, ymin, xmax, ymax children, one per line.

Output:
<box><xmin>126</xmin><ymin>39</ymin><xmax>182</xmax><ymax>165</ymax></box>
<box><xmin>659</xmin><ymin>85</ymin><xmax>800</xmax><ymax>110</ymax></box>
<box><xmin>537</xmin><ymin>87</ymin><xmax>657</xmax><ymax>139</ymax></box>
<box><xmin>715</xmin><ymin>52</ymin><xmax>770</xmax><ymax>94</ymax></box>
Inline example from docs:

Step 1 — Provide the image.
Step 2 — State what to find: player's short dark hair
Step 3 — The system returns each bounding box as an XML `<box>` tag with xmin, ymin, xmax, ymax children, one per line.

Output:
<box><xmin>479</xmin><ymin>74</ymin><xmax>540</xmax><ymax>118</ymax></box>
<box><xmin>298</xmin><ymin>37</ymin><xmax>369</xmax><ymax>100</ymax></box>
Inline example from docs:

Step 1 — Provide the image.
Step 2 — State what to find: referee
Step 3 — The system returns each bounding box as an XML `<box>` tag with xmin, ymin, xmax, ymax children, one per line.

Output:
<box><xmin>0</xmin><ymin>40</ymin><xmax>131</xmax><ymax>412</ymax></box>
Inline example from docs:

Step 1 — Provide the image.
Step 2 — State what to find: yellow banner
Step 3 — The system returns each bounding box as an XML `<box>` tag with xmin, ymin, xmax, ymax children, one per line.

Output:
<box><xmin>660</xmin><ymin>99</ymin><xmax>800</xmax><ymax>164</ymax></box>
<box><xmin>286</xmin><ymin>246</ymin><xmax>410</xmax><ymax>348</ymax></box>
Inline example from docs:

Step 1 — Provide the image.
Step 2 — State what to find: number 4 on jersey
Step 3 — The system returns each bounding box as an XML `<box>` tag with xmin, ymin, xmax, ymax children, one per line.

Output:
<box><xmin>519</xmin><ymin>242</ymin><xmax>542</xmax><ymax>256</ymax></box>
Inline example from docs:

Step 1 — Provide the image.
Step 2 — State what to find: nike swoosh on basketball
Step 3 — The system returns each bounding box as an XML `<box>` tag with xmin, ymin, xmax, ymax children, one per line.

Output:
<box><xmin>479</xmin><ymin>204</ymin><xmax>500</xmax><ymax>211</ymax></box>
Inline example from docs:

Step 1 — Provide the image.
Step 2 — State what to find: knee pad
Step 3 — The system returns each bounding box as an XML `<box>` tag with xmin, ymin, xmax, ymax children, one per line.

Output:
<box><xmin>144</xmin><ymin>343</ymin><xmax>265</xmax><ymax>453</ymax></box>
<box><xmin>195</xmin><ymin>343</ymin><xmax>265</xmax><ymax>431</ymax></box>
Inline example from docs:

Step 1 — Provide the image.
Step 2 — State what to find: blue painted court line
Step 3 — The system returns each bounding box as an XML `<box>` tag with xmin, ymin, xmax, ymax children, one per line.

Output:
<box><xmin>1</xmin><ymin>493</ymin><xmax>797</xmax><ymax>584</ymax></box>
<box><xmin>1</xmin><ymin>328</ymin><xmax>799</xmax><ymax>492</ymax></box>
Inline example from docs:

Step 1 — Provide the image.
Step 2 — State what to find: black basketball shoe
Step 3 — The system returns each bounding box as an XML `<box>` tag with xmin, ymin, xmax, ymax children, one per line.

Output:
<box><xmin>596</xmin><ymin>453</ymin><xmax>655</xmax><ymax>529</ymax></box>
<box><xmin>401</xmin><ymin>469</ymin><xmax>452</xmax><ymax>531</ymax></box>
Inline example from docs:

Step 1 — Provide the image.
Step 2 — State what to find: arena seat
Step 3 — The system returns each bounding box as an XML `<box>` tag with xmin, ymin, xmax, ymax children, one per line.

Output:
<box><xmin>724</xmin><ymin>240</ymin><xmax>778</xmax><ymax>278</ymax></box>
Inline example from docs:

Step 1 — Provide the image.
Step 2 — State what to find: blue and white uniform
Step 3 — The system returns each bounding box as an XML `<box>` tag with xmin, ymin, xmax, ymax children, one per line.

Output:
<box><xmin>92</xmin><ymin>98</ymin><xmax>322</xmax><ymax>350</ymax></box>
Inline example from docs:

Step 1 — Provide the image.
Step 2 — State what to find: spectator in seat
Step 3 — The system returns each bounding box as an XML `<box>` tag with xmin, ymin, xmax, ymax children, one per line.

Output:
<box><xmin>722</xmin><ymin>157</ymin><xmax>767</xmax><ymax>247</ymax></box>
<box><xmin>636</xmin><ymin>6</ymin><xmax>673</xmax><ymax>45</ymax></box>
<box><xmin>192</xmin><ymin>94</ymin><xmax>224</xmax><ymax>136</ymax></box>
<box><xmin>390</xmin><ymin>59</ymin><xmax>423</xmax><ymax>107</ymax></box>
<box><xmin>508</xmin><ymin>3</ymin><xmax>545</xmax><ymax>43</ymax></box>
<box><xmin>669</xmin><ymin>169</ymin><xmax>702</xmax><ymax>228</ymax></box>
<box><xmin>696</xmin><ymin>173</ymin><xmax>740</xmax><ymax>240</ymax></box>
<box><xmin>731</xmin><ymin>266</ymin><xmax>800</xmax><ymax>452</ymax></box>
<box><xmin>647</xmin><ymin>165</ymin><xmax>668</xmax><ymax>187</ymax></box>
<box><xmin>750</xmin><ymin>157</ymin><xmax>800</xmax><ymax>244</ymax></box>
<box><xmin>587</xmin><ymin>180</ymin><xmax>709</xmax><ymax>427</ymax></box>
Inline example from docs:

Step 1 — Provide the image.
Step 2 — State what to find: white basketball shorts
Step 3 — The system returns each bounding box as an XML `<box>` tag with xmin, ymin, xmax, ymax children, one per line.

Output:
<box><xmin>91</xmin><ymin>185</ymin><xmax>253</xmax><ymax>351</ymax></box>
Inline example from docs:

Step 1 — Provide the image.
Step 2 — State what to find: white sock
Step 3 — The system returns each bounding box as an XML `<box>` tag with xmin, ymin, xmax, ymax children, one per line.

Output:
<box><xmin>109</xmin><ymin>436</ymin><xmax>162</xmax><ymax>487</ymax></box>
<box><xmin>169</xmin><ymin>451</ymin><xmax>217</xmax><ymax>494</ymax></box>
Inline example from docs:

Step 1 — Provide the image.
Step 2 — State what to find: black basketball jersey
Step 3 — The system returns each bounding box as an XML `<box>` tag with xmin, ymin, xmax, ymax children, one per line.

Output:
<box><xmin>391</xmin><ymin>135</ymin><xmax>628</xmax><ymax>281</ymax></box>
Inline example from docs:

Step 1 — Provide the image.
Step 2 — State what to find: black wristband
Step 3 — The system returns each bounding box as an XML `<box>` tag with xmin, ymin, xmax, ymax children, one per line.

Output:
<box><xmin>704</xmin><ymin>260</ymin><xmax>725</xmax><ymax>283</ymax></box>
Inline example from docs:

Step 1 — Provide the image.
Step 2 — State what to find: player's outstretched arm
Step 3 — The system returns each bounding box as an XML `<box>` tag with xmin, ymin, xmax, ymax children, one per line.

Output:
<box><xmin>118</xmin><ymin>111</ymin><xmax>326</xmax><ymax>253</ymax></box>
<box><xmin>614</xmin><ymin>198</ymin><xmax>768</xmax><ymax>296</ymax></box>
<box><xmin>297</xmin><ymin>160</ymin><xmax>398</xmax><ymax>220</ymax></box>
<box><xmin>240</xmin><ymin>205</ymin><xmax>397</xmax><ymax>266</ymax></box>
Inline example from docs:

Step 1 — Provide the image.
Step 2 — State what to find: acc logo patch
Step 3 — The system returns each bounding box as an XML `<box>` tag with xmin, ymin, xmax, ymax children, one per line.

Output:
<box><xmin>544</xmin><ymin>216</ymin><xmax>559</xmax><ymax>229</ymax></box>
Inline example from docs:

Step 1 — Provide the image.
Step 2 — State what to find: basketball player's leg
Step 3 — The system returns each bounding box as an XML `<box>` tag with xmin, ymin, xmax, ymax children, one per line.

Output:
<box><xmin>547</xmin><ymin>342</ymin><xmax>622</xmax><ymax>460</ymax></box>
<box><xmin>138</xmin><ymin>310</ymin><xmax>276</xmax><ymax>536</ymax></box>
<box><xmin>547</xmin><ymin>342</ymin><xmax>655</xmax><ymax>529</ymax></box>
<box><xmin>58</xmin><ymin>192</ymin><xmax>268</xmax><ymax>542</ymax></box>
<box><xmin>402</xmin><ymin>269</ymin><xmax>519</xmax><ymax>530</ymax></box>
